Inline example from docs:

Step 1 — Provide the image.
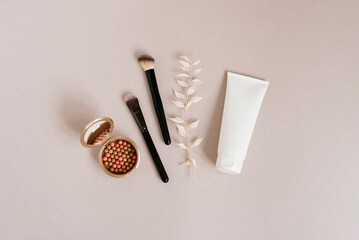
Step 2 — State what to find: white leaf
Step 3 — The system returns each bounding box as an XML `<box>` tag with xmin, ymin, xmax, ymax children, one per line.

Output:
<box><xmin>179</xmin><ymin>60</ymin><xmax>190</xmax><ymax>67</ymax></box>
<box><xmin>191</xmin><ymin>138</ymin><xmax>203</xmax><ymax>148</ymax></box>
<box><xmin>180</xmin><ymin>160</ymin><xmax>192</xmax><ymax>166</ymax></box>
<box><xmin>176</xmin><ymin>79</ymin><xmax>188</xmax><ymax>87</ymax></box>
<box><xmin>180</xmin><ymin>65</ymin><xmax>190</xmax><ymax>72</ymax></box>
<box><xmin>188</xmin><ymin>86</ymin><xmax>196</xmax><ymax>95</ymax></box>
<box><xmin>179</xmin><ymin>56</ymin><xmax>190</xmax><ymax>62</ymax></box>
<box><xmin>188</xmin><ymin>120</ymin><xmax>199</xmax><ymax>130</ymax></box>
<box><xmin>176</xmin><ymin>143</ymin><xmax>188</xmax><ymax>150</ymax></box>
<box><xmin>173</xmin><ymin>101</ymin><xmax>185</xmax><ymax>108</ymax></box>
<box><xmin>169</xmin><ymin>117</ymin><xmax>184</xmax><ymax>124</ymax></box>
<box><xmin>186</xmin><ymin>101</ymin><xmax>192</xmax><ymax>110</ymax></box>
<box><xmin>189</xmin><ymin>96</ymin><xmax>202</xmax><ymax>104</ymax></box>
<box><xmin>192</xmin><ymin>79</ymin><xmax>203</xmax><ymax>85</ymax></box>
<box><xmin>176</xmin><ymin>124</ymin><xmax>186</xmax><ymax>138</ymax></box>
<box><xmin>174</xmin><ymin>90</ymin><xmax>185</xmax><ymax>99</ymax></box>
<box><xmin>180</xmin><ymin>159</ymin><xmax>196</xmax><ymax>167</ymax></box>
<box><xmin>177</xmin><ymin>73</ymin><xmax>189</xmax><ymax>78</ymax></box>
<box><xmin>193</xmin><ymin>68</ymin><xmax>202</xmax><ymax>74</ymax></box>
<box><xmin>192</xmin><ymin>60</ymin><xmax>201</xmax><ymax>65</ymax></box>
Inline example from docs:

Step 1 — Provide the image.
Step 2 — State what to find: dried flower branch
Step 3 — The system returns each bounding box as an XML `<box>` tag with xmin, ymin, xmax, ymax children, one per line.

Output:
<box><xmin>170</xmin><ymin>56</ymin><xmax>203</xmax><ymax>183</ymax></box>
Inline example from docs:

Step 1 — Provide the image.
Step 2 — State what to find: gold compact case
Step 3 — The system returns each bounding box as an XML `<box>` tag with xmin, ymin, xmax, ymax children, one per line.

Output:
<box><xmin>81</xmin><ymin>117</ymin><xmax>140</xmax><ymax>178</ymax></box>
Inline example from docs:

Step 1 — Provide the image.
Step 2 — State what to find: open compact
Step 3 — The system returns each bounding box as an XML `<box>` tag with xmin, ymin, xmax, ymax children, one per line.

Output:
<box><xmin>81</xmin><ymin>117</ymin><xmax>140</xmax><ymax>177</ymax></box>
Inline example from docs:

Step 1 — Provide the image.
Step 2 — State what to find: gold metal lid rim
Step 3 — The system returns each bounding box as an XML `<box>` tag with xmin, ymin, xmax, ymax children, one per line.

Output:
<box><xmin>80</xmin><ymin>117</ymin><xmax>114</xmax><ymax>148</ymax></box>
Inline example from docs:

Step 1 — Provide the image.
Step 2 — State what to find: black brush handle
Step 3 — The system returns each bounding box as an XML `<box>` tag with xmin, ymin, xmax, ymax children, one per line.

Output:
<box><xmin>145</xmin><ymin>69</ymin><xmax>171</xmax><ymax>145</ymax></box>
<box><xmin>142</xmin><ymin>131</ymin><xmax>169</xmax><ymax>183</ymax></box>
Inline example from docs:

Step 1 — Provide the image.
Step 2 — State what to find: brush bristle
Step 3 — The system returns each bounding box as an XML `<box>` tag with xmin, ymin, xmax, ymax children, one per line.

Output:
<box><xmin>125</xmin><ymin>94</ymin><xmax>140</xmax><ymax>111</ymax></box>
<box><xmin>138</xmin><ymin>55</ymin><xmax>155</xmax><ymax>71</ymax></box>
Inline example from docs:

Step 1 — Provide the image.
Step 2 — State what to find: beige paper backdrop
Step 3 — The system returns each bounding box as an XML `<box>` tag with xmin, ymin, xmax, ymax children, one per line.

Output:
<box><xmin>1</xmin><ymin>0</ymin><xmax>359</xmax><ymax>239</ymax></box>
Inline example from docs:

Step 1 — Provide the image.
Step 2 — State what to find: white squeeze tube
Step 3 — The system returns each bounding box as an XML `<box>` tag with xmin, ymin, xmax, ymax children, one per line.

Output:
<box><xmin>216</xmin><ymin>72</ymin><xmax>269</xmax><ymax>174</ymax></box>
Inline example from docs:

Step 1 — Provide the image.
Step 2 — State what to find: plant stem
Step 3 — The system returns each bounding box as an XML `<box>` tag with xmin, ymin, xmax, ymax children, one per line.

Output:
<box><xmin>184</xmin><ymin>58</ymin><xmax>195</xmax><ymax>183</ymax></box>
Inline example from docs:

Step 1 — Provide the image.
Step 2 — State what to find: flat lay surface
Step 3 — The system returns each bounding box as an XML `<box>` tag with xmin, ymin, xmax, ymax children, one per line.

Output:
<box><xmin>1</xmin><ymin>0</ymin><xmax>359</xmax><ymax>239</ymax></box>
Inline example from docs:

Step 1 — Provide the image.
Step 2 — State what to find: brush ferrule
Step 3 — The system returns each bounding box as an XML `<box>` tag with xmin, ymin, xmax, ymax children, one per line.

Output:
<box><xmin>132</xmin><ymin>108</ymin><xmax>148</xmax><ymax>133</ymax></box>
<box><xmin>145</xmin><ymin>68</ymin><xmax>155</xmax><ymax>80</ymax></box>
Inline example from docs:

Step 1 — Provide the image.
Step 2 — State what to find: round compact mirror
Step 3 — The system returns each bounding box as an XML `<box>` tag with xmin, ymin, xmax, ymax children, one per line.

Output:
<box><xmin>80</xmin><ymin>117</ymin><xmax>114</xmax><ymax>147</ymax></box>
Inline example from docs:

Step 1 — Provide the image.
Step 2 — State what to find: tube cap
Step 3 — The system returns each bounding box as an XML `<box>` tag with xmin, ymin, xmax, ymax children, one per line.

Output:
<box><xmin>216</xmin><ymin>153</ymin><xmax>244</xmax><ymax>174</ymax></box>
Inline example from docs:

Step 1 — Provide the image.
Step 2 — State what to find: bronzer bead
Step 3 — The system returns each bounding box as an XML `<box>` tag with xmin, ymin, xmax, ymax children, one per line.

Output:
<box><xmin>101</xmin><ymin>139</ymin><xmax>138</xmax><ymax>175</ymax></box>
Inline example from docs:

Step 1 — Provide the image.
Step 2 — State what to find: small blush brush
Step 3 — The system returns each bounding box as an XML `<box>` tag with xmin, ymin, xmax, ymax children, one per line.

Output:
<box><xmin>138</xmin><ymin>55</ymin><xmax>171</xmax><ymax>145</ymax></box>
<box><xmin>125</xmin><ymin>94</ymin><xmax>169</xmax><ymax>183</ymax></box>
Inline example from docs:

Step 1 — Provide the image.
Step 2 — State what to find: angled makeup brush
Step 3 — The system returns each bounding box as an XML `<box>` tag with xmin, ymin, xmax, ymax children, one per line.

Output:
<box><xmin>138</xmin><ymin>55</ymin><xmax>171</xmax><ymax>145</ymax></box>
<box><xmin>125</xmin><ymin>94</ymin><xmax>169</xmax><ymax>183</ymax></box>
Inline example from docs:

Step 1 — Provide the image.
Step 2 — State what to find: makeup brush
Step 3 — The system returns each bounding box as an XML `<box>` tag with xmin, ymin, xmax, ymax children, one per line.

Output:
<box><xmin>138</xmin><ymin>55</ymin><xmax>171</xmax><ymax>145</ymax></box>
<box><xmin>125</xmin><ymin>94</ymin><xmax>169</xmax><ymax>183</ymax></box>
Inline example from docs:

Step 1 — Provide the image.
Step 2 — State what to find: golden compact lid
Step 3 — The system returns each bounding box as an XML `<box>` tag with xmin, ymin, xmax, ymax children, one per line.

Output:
<box><xmin>80</xmin><ymin>117</ymin><xmax>114</xmax><ymax>148</ymax></box>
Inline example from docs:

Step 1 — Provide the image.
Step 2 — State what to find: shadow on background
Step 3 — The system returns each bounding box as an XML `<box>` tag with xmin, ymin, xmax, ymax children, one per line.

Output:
<box><xmin>202</xmin><ymin>71</ymin><xmax>227</xmax><ymax>165</ymax></box>
<box><xmin>57</xmin><ymin>90</ymin><xmax>99</xmax><ymax>163</ymax></box>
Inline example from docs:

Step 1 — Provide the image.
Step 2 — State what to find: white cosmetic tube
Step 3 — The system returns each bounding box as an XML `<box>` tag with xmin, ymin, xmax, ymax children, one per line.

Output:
<box><xmin>216</xmin><ymin>72</ymin><xmax>269</xmax><ymax>174</ymax></box>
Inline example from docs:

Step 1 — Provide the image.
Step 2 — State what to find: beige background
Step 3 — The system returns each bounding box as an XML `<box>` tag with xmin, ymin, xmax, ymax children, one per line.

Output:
<box><xmin>1</xmin><ymin>0</ymin><xmax>359</xmax><ymax>239</ymax></box>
